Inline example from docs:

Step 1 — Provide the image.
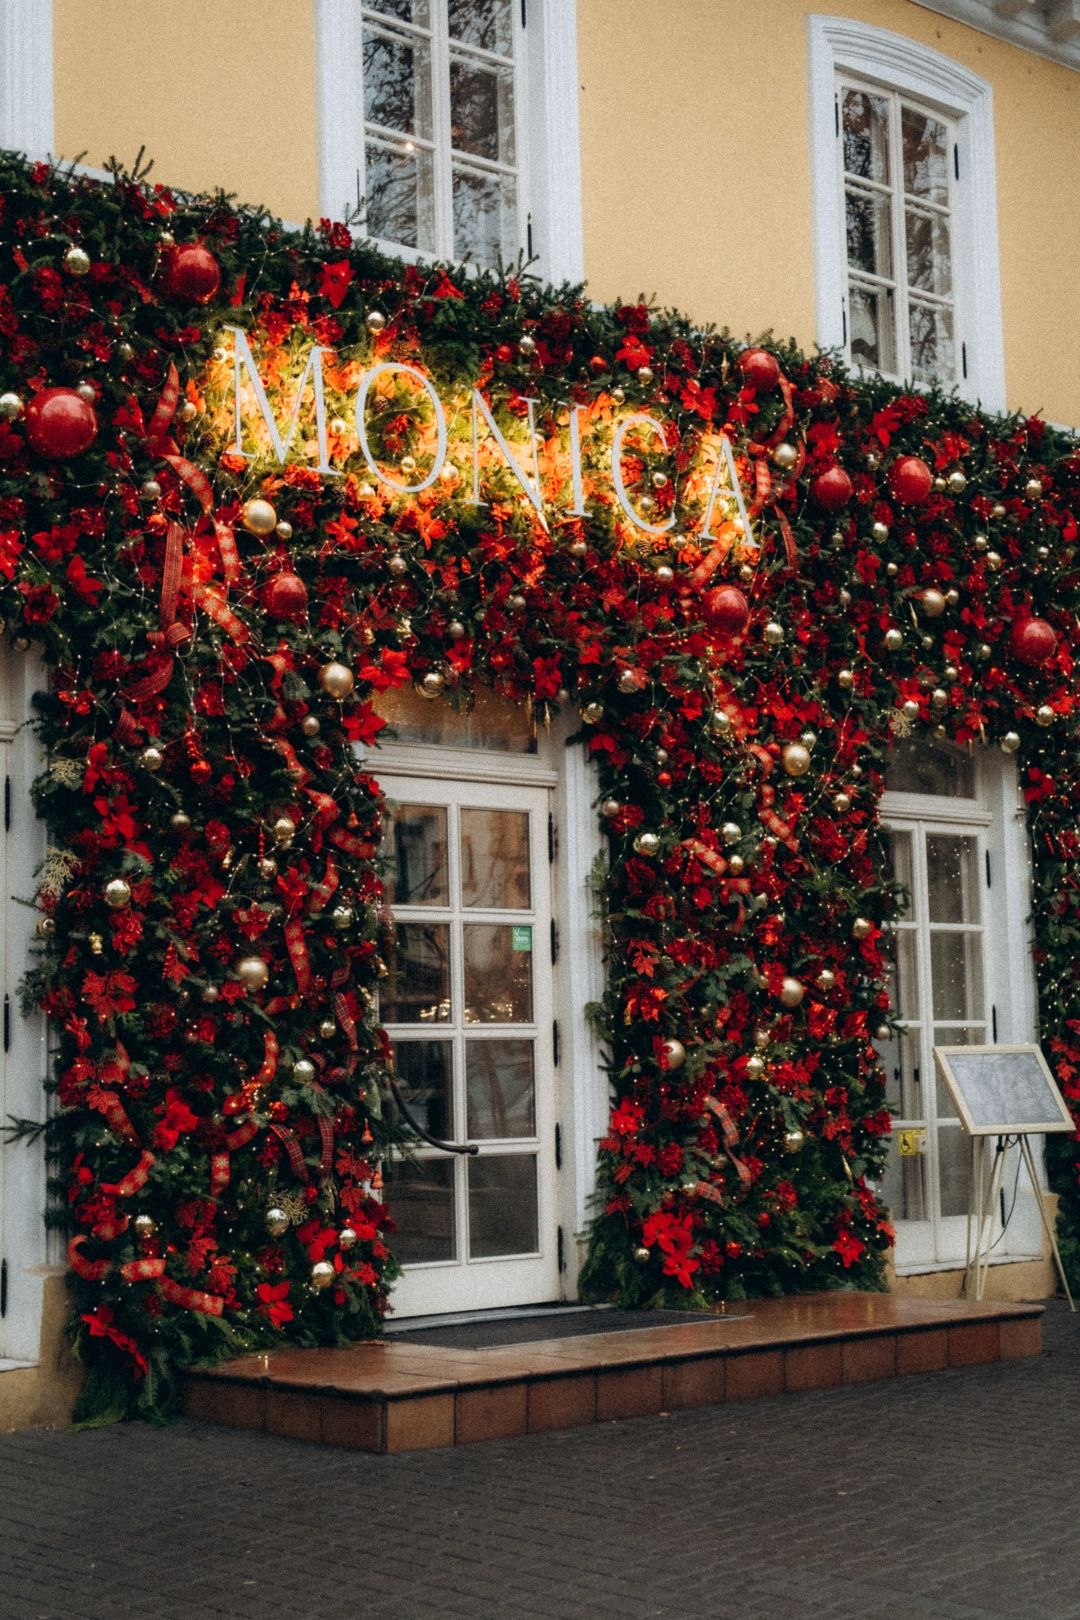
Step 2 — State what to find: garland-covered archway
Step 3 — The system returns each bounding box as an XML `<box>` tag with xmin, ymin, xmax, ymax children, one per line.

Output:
<box><xmin>2</xmin><ymin>154</ymin><xmax>1078</xmax><ymax>1421</ymax></box>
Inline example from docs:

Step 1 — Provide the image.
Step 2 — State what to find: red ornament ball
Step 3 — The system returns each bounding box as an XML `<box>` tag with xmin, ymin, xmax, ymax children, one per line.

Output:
<box><xmin>738</xmin><ymin>348</ymin><xmax>781</xmax><ymax>394</ymax></box>
<box><xmin>703</xmin><ymin>584</ymin><xmax>750</xmax><ymax>638</ymax></box>
<box><xmin>1009</xmin><ymin>615</ymin><xmax>1058</xmax><ymax>666</ymax></box>
<box><xmin>23</xmin><ymin>387</ymin><xmax>99</xmax><ymax>459</ymax></box>
<box><xmin>888</xmin><ymin>454</ymin><xmax>933</xmax><ymax>506</ymax></box>
<box><xmin>164</xmin><ymin>243</ymin><xmax>222</xmax><ymax>306</ymax></box>
<box><xmin>810</xmin><ymin>464</ymin><xmax>853</xmax><ymax>513</ymax></box>
<box><xmin>262</xmin><ymin>570</ymin><xmax>309</xmax><ymax>623</ymax></box>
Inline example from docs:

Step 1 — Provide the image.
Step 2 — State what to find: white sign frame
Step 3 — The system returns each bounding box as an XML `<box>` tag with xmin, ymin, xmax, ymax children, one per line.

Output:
<box><xmin>933</xmin><ymin>1043</ymin><xmax>1074</xmax><ymax>1138</ymax></box>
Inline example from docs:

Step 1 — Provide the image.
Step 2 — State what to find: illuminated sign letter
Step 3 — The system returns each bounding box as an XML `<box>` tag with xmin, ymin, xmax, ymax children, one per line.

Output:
<box><xmin>468</xmin><ymin>391</ymin><xmax>545</xmax><ymax>519</ymax></box>
<box><xmin>611</xmin><ymin>413</ymin><xmax>676</xmax><ymax>535</ymax></box>
<box><xmin>700</xmin><ymin>433</ymin><xmax>755</xmax><ymax>545</ymax></box>
<box><xmin>225</xmin><ymin>325</ymin><xmax>338</xmax><ymax>476</ymax></box>
<box><xmin>354</xmin><ymin>362</ymin><xmax>448</xmax><ymax>494</ymax></box>
<box><xmin>563</xmin><ymin>403</ymin><xmax>588</xmax><ymax>519</ymax></box>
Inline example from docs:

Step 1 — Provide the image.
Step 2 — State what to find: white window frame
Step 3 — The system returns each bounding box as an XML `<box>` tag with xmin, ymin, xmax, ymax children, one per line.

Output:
<box><xmin>0</xmin><ymin>0</ymin><xmax>54</xmax><ymax>159</ymax></box>
<box><xmin>807</xmin><ymin>14</ymin><xmax>1005</xmax><ymax>413</ymax></box>
<box><xmin>317</xmin><ymin>0</ymin><xmax>584</xmax><ymax>284</ymax></box>
<box><xmin>881</xmin><ymin>749</ymin><xmax>1043</xmax><ymax>1274</ymax></box>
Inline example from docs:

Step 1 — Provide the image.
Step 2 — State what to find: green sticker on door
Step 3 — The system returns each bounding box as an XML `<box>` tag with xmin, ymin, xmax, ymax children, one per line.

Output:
<box><xmin>511</xmin><ymin>925</ymin><xmax>533</xmax><ymax>952</ymax></box>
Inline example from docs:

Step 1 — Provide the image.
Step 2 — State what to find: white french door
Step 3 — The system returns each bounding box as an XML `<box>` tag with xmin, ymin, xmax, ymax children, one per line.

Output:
<box><xmin>379</xmin><ymin>772</ymin><xmax>561</xmax><ymax>1316</ymax></box>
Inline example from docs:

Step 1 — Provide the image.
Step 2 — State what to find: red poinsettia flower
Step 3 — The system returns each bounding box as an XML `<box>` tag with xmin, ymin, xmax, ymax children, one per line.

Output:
<box><xmin>256</xmin><ymin>1280</ymin><xmax>294</xmax><ymax>1328</ymax></box>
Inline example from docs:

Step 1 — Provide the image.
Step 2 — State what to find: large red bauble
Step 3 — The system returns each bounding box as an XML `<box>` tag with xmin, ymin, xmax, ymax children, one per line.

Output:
<box><xmin>888</xmin><ymin>454</ymin><xmax>933</xmax><ymax>505</ymax></box>
<box><xmin>164</xmin><ymin>242</ymin><xmax>222</xmax><ymax>305</ymax></box>
<box><xmin>1009</xmin><ymin>615</ymin><xmax>1057</xmax><ymax>666</ymax></box>
<box><xmin>809</xmin><ymin>464</ymin><xmax>853</xmax><ymax>513</ymax></box>
<box><xmin>262</xmin><ymin>570</ymin><xmax>309</xmax><ymax>622</ymax></box>
<box><xmin>738</xmin><ymin>347</ymin><xmax>781</xmax><ymax>393</ymax></box>
<box><xmin>23</xmin><ymin>387</ymin><xmax>99</xmax><ymax>459</ymax></box>
<box><xmin>703</xmin><ymin>584</ymin><xmax>750</xmax><ymax>638</ymax></box>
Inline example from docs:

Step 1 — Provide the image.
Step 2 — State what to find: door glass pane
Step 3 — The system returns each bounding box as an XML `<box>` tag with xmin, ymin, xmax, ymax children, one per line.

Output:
<box><xmin>926</xmin><ymin>835</ymin><xmax>979</xmax><ymax>924</ymax></box>
<box><xmin>367</xmin><ymin>0</ymin><xmax>432</xmax><ymax>25</ymax></box>
<box><xmin>448</xmin><ymin>0</ymin><xmax>512</xmax><ymax>54</ymax></box>
<box><xmin>848</xmin><ymin>280</ymin><xmax>896</xmax><ymax>374</ymax></box>
<box><xmin>902</xmin><ymin>106</ymin><xmax>949</xmax><ymax>204</ymax></box>
<box><xmin>937</xmin><ymin>1126</ymin><xmax>972</xmax><ymax>1218</ymax></box>
<box><xmin>466</xmin><ymin>1039</ymin><xmax>535</xmax><ymax>1138</ymax></box>
<box><xmin>906</xmin><ymin>207</ymin><xmax>952</xmax><ymax>296</ymax></box>
<box><xmin>887</xmin><ymin>831</ymin><xmax>914</xmax><ymax>911</ymax></box>
<box><xmin>463</xmin><ymin>924</ymin><xmax>533</xmax><ymax>1022</ymax></box>
<box><xmin>930</xmin><ymin>932</ymin><xmax>984</xmax><ymax>1021</ymax></box>
<box><xmin>363</xmin><ymin>25</ymin><xmax>433</xmax><ymax>137</ymax></box>
<box><xmin>880</xmin><ymin>1138</ymin><xmax>928</xmax><ymax>1223</ymax></box>
<box><xmin>453</xmin><ymin>166</ymin><xmax>517</xmax><ymax>265</ymax></box>
<box><xmin>382</xmin><ymin>923</ymin><xmax>450</xmax><ymax>1023</ymax></box>
<box><xmin>842</xmin><ymin>88</ymin><xmax>891</xmax><ymax>183</ymax></box>
<box><xmin>469</xmin><ymin>1154</ymin><xmax>538</xmax><ymax>1255</ymax></box>
<box><xmin>384</xmin><ymin>1157</ymin><xmax>456</xmax><ymax>1263</ymax></box>
<box><xmin>392</xmin><ymin>1039</ymin><xmax>453</xmax><ymax>1137</ymax></box>
<box><xmin>846</xmin><ymin>186</ymin><xmax>893</xmax><ymax>278</ymax></box>
<box><xmin>880</xmin><ymin>1026</ymin><xmax>921</xmax><ymax>1117</ymax></box>
<box><xmin>450</xmin><ymin>58</ymin><xmax>516</xmax><ymax>163</ymax></box>
<box><xmin>909</xmin><ymin>300</ymin><xmax>955</xmax><ymax>384</ymax></box>
<box><xmin>887</xmin><ymin>739</ymin><xmax>973</xmax><ymax>798</ymax></box>
<box><xmin>364</xmin><ymin>142</ymin><xmax>436</xmax><ymax>251</ymax></box>
<box><xmin>883</xmin><ymin>927</ymin><xmax>918</xmax><ymax>1018</ymax></box>
<box><xmin>375</xmin><ymin>684</ymin><xmax>536</xmax><ymax>752</ymax></box>
<box><xmin>461</xmin><ymin>809</ymin><xmax>530</xmax><ymax>909</ymax></box>
<box><xmin>384</xmin><ymin>804</ymin><xmax>449</xmax><ymax>906</ymax></box>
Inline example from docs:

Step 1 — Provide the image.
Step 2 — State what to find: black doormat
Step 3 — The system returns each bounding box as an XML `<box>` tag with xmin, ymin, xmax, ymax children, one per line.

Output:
<box><xmin>388</xmin><ymin>1307</ymin><xmax>747</xmax><ymax>1350</ymax></box>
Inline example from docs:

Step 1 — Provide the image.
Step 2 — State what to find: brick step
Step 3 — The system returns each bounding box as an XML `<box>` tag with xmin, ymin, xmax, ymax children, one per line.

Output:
<box><xmin>182</xmin><ymin>1292</ymin><xmax>1043</xmax><ymax>1453</ymax></box>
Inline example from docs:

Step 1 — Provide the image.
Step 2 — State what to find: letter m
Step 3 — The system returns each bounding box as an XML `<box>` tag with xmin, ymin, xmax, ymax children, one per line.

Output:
<box><xmin>225</xmin><ymin>325</ymin><xmax>339</xmax><ymax>476</ymax></box>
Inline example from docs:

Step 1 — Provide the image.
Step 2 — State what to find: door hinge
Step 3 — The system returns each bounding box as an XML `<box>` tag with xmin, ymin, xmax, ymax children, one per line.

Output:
<box><xmin>0</xmin><ymin>1259</ymin><xmax>7</xmax><ymax>1319</ymax></box>
<box><xmin>841</xmin><ymin>305</ymin><xmax>847</xmax><ymax>347</ymax></box>
<box><xmin>962</xmin><ymin>340</ymin><xmax>968</xmax><ymax>380</ymax></box>
<box><xmin>954</xmin><ymin>142</ymin><xmax>960</xmax><ymax>180</ymax></box>
<box><xmin>550</xmin><ymin>918</ymin><xmax>558</xmax><ymax>965</ymax></box>
<box><xmin>3</xmin><ymin>995</ymin><xmax>9</xmax><ymax>1054</ymax></box>
<box><xmin>521</xmin><ymin>0</ymin><xmax>527</xmax><ymax>26</ymax></box>
<box><xmin>547</xmin><ymin>813</ymin><xmax>556</xmax><ymax>864</ymax></box>
<box><xmin>554</xmin><ymin>1121</ymin><xmax>562</xmax><ymax>1170</ymax></box>
<box><xmin>3</xmin><ymin>774</ymin><xmax>10</xmax><ymax>832</ymax></box>
<box><xmin>526</xmin><ymin>213</ymin><xmax>534</xmax><ymax>261</ymax></box>
<box><xmin>552</xmin><ymin>1018</ymin><xmax>561</xmax><ymax>1067</ymax></box>
<box><xmin>834</xmin><ymin>94</ymin><xmax>840</xmax><ymax>138</ymax></box>
<box><xmin>985</xmin><ymin>849</ymin><xmax>992</xmax><ymax>888</ymax></box>
<box><xmin>557</xmin><ymin>1225</ymin><xmax>565</xmax><ymax>1272</ymax></box>
<box><xmin>992</xmin><ymin>1003</ymin><xmax>998</xmax><ymax>1042</ymax></box>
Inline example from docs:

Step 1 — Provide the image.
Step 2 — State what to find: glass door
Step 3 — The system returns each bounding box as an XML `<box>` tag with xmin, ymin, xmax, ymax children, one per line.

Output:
<box><xmin>379</xmin><ymin>773</ymin><xmax>560</xmax><ymax>1316</ymax></box>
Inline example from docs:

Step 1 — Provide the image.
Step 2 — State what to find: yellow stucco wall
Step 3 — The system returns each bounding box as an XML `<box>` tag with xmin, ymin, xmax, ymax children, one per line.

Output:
<box><xmin>51</xmin><ymin>1</ymin><xmax>1080</xmax><ymax>422</ymax></box>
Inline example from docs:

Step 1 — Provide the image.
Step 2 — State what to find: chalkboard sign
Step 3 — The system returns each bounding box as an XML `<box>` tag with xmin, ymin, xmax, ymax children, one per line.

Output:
<box><xmin>933</xmin><ymin>1044</ymin><xmax>1074</xmax><ymax>1137</ymax></box>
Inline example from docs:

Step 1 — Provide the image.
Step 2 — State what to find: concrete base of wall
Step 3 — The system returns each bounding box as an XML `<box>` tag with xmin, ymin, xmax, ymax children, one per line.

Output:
<box><xmin>0</xmin><ymin>1270</ymin><xmax>83</xmax><ymax>1433</ymax></box>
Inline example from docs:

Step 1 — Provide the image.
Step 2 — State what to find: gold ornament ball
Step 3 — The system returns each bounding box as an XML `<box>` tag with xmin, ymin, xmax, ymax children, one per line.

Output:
<box><xmin>721</xmin><ymin>821</ymin><xmax>742</xmax><ymax>845</ymax></box>
<box><xmin>871</xmin><ymin>520</ymin><xmax>890</xmax><ymax>543</ymax></box>
<box><xmin>884</xmin><ymin>628</ymin><xmax>903</xmax><ymax>652</ymax></box>
<box><xmin>180</xmin><ymin>400</ymin><xmax>198</xmax><ymax>424</ymax></box>
<box><xmin>772</xmin><ymin>442</ymin><xmax>799</xmax><ymax>471</ymax></box>
<box><xmin>272</xmin><ymin>815</ymin><xmax>296</xmax><ymax>846</ymax></box>
<box><xmin>169</xmin><ymin>811</ymin><xmax>192</xmax><ymax>835</ymax></box>
<box><xmin>201</xmin><ymin>984</ymin><xmax>220</xmax><ymax>1004</ymax></box>
<box><xmin>636</xmin><ymin>365</ymin><xmax>654</xmax><ymax>384</ymax></box>
<box><xmin>852</xmin><ymin>916</ymin><xmax>872</xmax><ymax>940</ymax></box>
<box><xmin>447</xmin><ymin>619</ymin><xmax>467</xmax><ymax>640</ymax></box>
<box><xmin>921</xmin><ymin>589</ymin><xmax>947</xmax><ymax>618</ymax></box>
<box><xmin>886</xmin><ymin>562</ymin><xmax>898</xmax><ymax>578</ymax></box>
<box><xmin>275</xmin><ymin>520</ymin><xmax>293</xmax><ymax>542</ymax></box>
<box><xmin>781</xmin><ymin>742</ymin><xmax>811</xmax><ymax>777</ymax></box>
<box><xmin>569</xmin><ymin>538</ymin><xmax>589</xmax><ymax>558</ymax></box>
<box><xmin>875</xmin><ymin>1024</ymin><xmax>891</xmax><ymax>1041</ymax></box>
<box><xmin>817</xmin><ymin>968</ymin><xmax>836</xmax><ymax>990</ymax></box>
<box><xmin>601</xmin><ymin>798</ymin><xmax>621</xmax><ymax>818</ymax></box>
<box><xmin>266</xmin><ymin>1207</ymin><xmax>289</xmax><ymax>1237</ymax></box>
<box><xmin>865</xmin><ymin>451</ymin><xmax>880</xmax><ymax>471</ymax></box>
<box><xmin>633</xmin><ymin>1246</ymin><xmax>651</xmax><ymax>1264</ymax></box>
<box><xmin>418</xmin><ymin>670</ymin><xmax>445</xmax><ymax>699</ymax></box>
<box><xmin>0</xmin><ymin>391</ymin><xmax>24</xmax><ymax>421</ymax></box>
<box><xmin>946</xmin><ymin>588</ymin><xmax>960</xmax><ymax>606</ymax></box>
<box><xmin>944</xmin><ymin>664</ymin><xmax>959</xmax><ymax>683</ymax></box>
<box><xmin>655</xmin><ymin>564</ymin><xmax>675</xmax><ymax>585</ymax></box>
<box><xmin>617</xmin><ymin>668</ymin><xmax>639</xmax><ymax>694</ymax></box>
<box><xmin>518</xmin><ymin>332</ymin><xmax>537</xmax><ymax>356</ymax></box>
<box><xmin>1025</xmin><ymin>477</ymin><xmax>1043</xmax><ymax>501</ymax></box>
<box><xmin>235</xmin><ymin>955</ymin><xmax>270</xmax><ymax>992</ymax></box>
<box><xmin>366</xmin><ymin>309</ymin><xmax>387</xmax><ymax>333</ymax></box>
<box><xmin>36</xmin><ymin>915</ymin><xmax>55</xmax><ymax>939</ymax></box>
<box><xmin>838</xmin><ymin>588</ymin><xmax>852</xmax><ymax>607</ymax></box>
<box><xmin>947</xmin><ymin>470</ymin><xmax>967</xmax><ymax>494</ymax></box>
<box><xmin>258</xmin><ymin>856</ymin><xmax>277</xmax><ymax>881</ymax></box>
<box><xmin>64</xmin><ymin>245</ymin><xmax>91</xmax><ymax>276</ymax></box>
<box><xmin>508</xmin><ymin>592</ymin><xmax>527</xmax><ymax>610</ymax></box>
<box><xmin>141</xmin><ymin>478</ymin><xmax>162</xmax><ymax>501</ymax></box>
<box><xmin>301</xmin><ymin>715</ymin><xmax>321</xmax><ymax>739</ymax></box>
<box><xmin>104</xmin><ymin>878</ymin><xmax>132</xmax><ymax>910</ymax></box>
<box><xmin>611</xmin><ymin>387</ymin><xmax>626</xmax><ymax>405</ymax></box>
<box><xmin>746</xmin><ymin>1053</ymin><xmax>766</xmax><ymax>1079</ymax></box>
<box><xmin>933</xmin><ymin>476</ymin><xmax>947</xmax><ymax>493</ymax></box>
<box><xmin>139</xmin><ymin>745</ymin><xmax>164</xmax><ymax>772</ymax></box>
<box><xmin>662</xmin><ymin>1038</ymin><xmax>686</xmax><ymax>1070</ymax></box>
<box><xmin>339</xmin><ymin>1226</ymin><xmax>358</xmax><ymax>1250</ymax></box>
<box><xmin>580</xmin><ymin>701</ymin><xmax>604</xmax><ymax>724</ymax></box>
<box><xmin>133</xmin><ymin>1213</ymin><xmax>156</xmax><ymax>1238</ymax></box>
<box><xmin>292</xmin><ymin>1058</ymin><xmax>317</xmax><ymax>1085</ymax></box>
<box><xmin>387</xmin><ymin>552</ymin><xmax>408</xmax><ymax>576</ymax></box>
<box><xmin>1000</xmin><ymin>731</ymin><xmax>1021</xmax><ymax>754</ymax></box>
<box><xmin>901</xmin><ymin>699</ymin><xmax>920</xmax><ymax>721</ymax></box>
<box><xmin>728</xmin><ymin>854</ymin><xmax>745</xmax><ymax>875</ymax></box>
<box><xmin>763</xmin><ymin>621</ymin><xmax>784</xmax><ymax>647</ymax></box>
<box><xmin>1036</xmin><ymin>704</ymin><xmax>1056</xmax><ymax>728</ymax></box>
<box><xmin>990</xmin><ymin>503</ymin><xmax>1007</xmax><ymax>520</ymax></box>
<box><xmin>782</xmin><ymin>1126</ymin><xmax>806</xmax><ymax>1155</ymax></box>
<box><xmin>779</xmin><ymin>976</ymin><xmax>805</xmax><ymax>1009</ymax></box>
<box><xmin>331</xmin><ymin>904</ymin><xmax>355</xmax><ymax>932</ymax></box>
<box><xmin>986</xmin><ymin>551</ymin><xmax>1003</xmax><ymax>572</ymax></box>
<box><xmin>711</xmin><ymin>708</ymin><xmax>733</xmax><ymax>734</ymax></box>
<box><xmin>931</xmin><ymin>687</ymin><xmax>949</xmax><ymax>711</ymax></box>
<box><xmin>837</xmin><ymin>668</ymin><xmax>854</xmax><ymax>690</ymax></box>
<box><xmin>241</xmin><ymin>497</ymin><xmax>278</xmax><ymax>536</ymax></box>
<box><xmin>318</xmin><ymin>661</ymin><xmax>355</xmax><ymax>700</ymax></box>
<box><xmin>311</xmin><ymin>1260</ymin><xmax>335</xmax><ymax>1290</ymax></box>
<box><xmin>633</xmin><ymin>831</ymin><xmax>660</xmax><ymax>857</ymax></box>
<box><xmin>318</xmin><ymin>1018</ymin><xmax>337</xmax><ymax>1040</ymax></box>
<box><xmin>834</xmin><ymin>792</ymin><xmax>851</xmax><ymax>813</ymax></box>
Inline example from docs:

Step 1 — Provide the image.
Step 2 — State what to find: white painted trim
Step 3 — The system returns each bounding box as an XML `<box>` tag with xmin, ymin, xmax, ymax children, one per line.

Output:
<box><xmin>910</xmin><ymin>0</ymin><xmax>1080</xmax><ymax>74</ymax></box>
<box><xmin>315</xmin><ymin>0</ymin><xmax>584</xmax><ymax>284</ymax></box>
<box><xmin>807</xmin><ymin>14</ymin><xmax>1006</xmax><ymax>413</ymax></box>
<box><xmin>0</xmin><ymin>0</ymin><xmax>53</xmax><ymax>158</ymax></box>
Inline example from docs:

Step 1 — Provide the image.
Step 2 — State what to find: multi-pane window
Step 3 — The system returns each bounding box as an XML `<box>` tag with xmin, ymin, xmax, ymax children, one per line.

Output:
<box><xmin>360</xmin><ymin>0</ymin><xmax>524</xmax><ymax>266</ymax></box>
<box><xmin>839</xmin><ymin>79</ymin><xmax>957</xmax><ymax>386</ymax></box>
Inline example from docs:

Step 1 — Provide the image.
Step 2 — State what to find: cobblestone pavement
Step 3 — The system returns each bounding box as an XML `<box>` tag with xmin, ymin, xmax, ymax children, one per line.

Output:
<box><xmin>2</xmin><ymin>1301</ymin><xmax>1078</xmax><ymax>1620</ymax></box>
